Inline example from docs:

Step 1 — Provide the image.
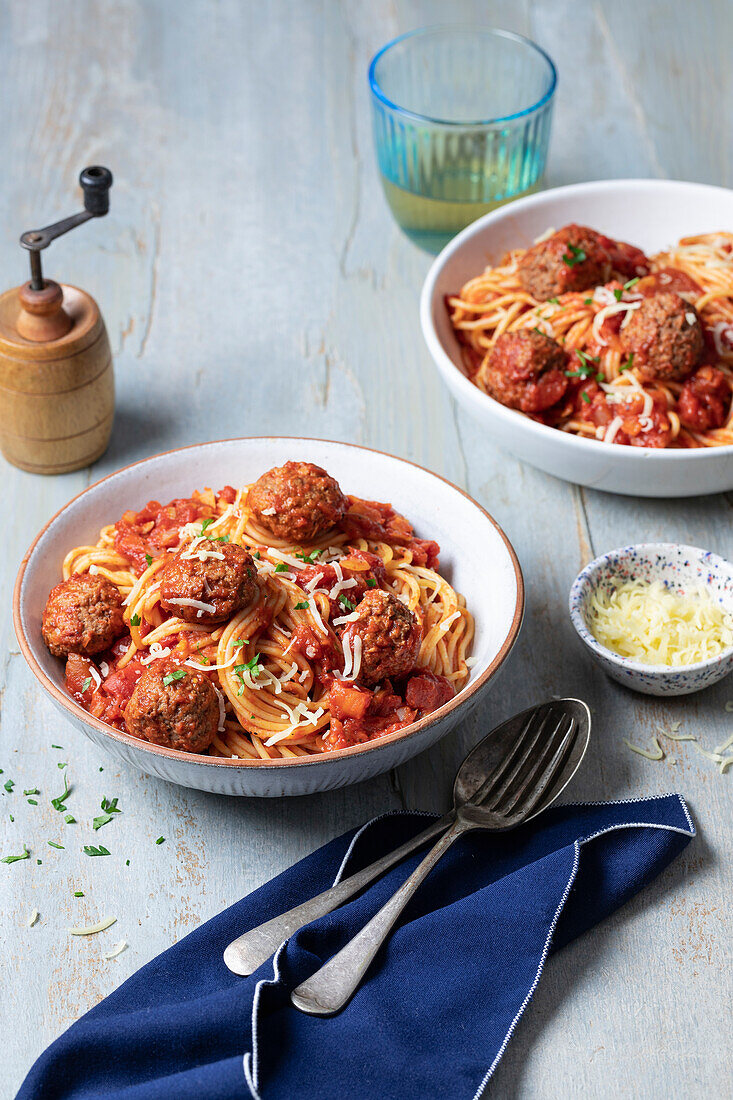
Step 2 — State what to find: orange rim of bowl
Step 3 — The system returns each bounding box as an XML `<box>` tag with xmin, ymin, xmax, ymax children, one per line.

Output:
<box><xmin>13</xmin><ymin>436</ymin><xmax>524</xmax><ymax>769</ymax></box>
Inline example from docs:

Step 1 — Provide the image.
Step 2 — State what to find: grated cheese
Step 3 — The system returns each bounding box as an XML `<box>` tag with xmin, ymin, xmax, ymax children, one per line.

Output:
<box><xmin>164</xmin><ymin>597</ymin><xmax>216</xmax><ymax>614</ymax></box>
<box><xmin>588</xmin><ymin>579</ymin><xmax>733</xmax><ymax>666</ymax></box>
<box><xmin>140</xmin><ymin>642</ymin><xmax>171</xmax><ymax>665</ymax></box>
<box><xmin>103</xmin><ymin>940</ymin><xmax>128</xmax><ymax>959</ymax></box>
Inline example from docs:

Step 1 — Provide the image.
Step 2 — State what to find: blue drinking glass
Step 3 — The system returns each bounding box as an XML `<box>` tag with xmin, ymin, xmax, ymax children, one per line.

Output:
<box><xmin>369</xmin><ymin>26</ymin><xmax>557</xmax><ymax>253</ymax></box>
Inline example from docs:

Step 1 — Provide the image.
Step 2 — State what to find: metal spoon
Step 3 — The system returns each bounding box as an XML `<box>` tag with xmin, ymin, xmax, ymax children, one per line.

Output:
<box><xmin>291</xmin><ymin>699</ymin><xmax>590</xmax><ymax>1015</ymax></box>
<box><xmin>223</xmin><ymin>699</ymin><xmax>590</xmax><ymax>978</ymax></box>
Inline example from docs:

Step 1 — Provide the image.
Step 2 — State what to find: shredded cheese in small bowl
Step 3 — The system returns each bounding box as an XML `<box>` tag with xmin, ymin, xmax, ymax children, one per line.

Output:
<box><xmin>588</xmin><ymin>580</ymin><xmax>733</xmax><ymax>666</ymax></box>
<box><xmin>569</xmin><ymin>543</ymin><xmax>733</xmax><ymax>696</ymax></box>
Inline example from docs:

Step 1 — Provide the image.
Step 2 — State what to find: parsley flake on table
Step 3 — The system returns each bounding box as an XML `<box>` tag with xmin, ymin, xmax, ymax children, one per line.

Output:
<box><xmin>74</xmin><ymin>891</ymin><xmax>84</xmax><ymax>897</ymax></box>
<box><xmin>162</xmin><ymin>669</ymin><xmax>186</xmax><ymax>687</ymax></box>
<box><xmin>51</xmin><ymin>772</ymin><xmax>71</xmax><ymax>813</ymax></box>
<box><xmin>4</xmin><ymin>779</ymin><xmax>14</xmax><ymax>793</ymax></box>
<box><xmin>155</xmin><ymin>836</ymin><xmax>165</xmax><ymax>845</ymax></box>
<box><xmin>23</xmin><ymin>788</ymin><xmax>39</xmax><ymax>797</ymax></box>
<box><xmin>2</xmin><ymin>845</ymin><xmax>30</xmax><ymax>864</ymax></box>
<box><xmin>47</xmin><ymin>840</ymin><xmax>65</xmax><ymax>850</ymax></box>
<box><xmin>83</xmin><ymin>844</ymin><xmax>110</xmax><ymax>857</ymax></box>
<box><xmin>93</xmin><ymin>797</ymin><xmax>122</xmax><ymax>831</ymax></box>
<box><xmin>64</xmin><ymin>814</ymin><xmax>76</xmax><ymax>825</ymax></box>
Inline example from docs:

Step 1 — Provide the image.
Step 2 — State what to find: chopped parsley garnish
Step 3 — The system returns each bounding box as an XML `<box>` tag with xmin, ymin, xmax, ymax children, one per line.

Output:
<box><xmin>144</xmin><ymin>553</ymin><xmax>153</xmax><ymax>567</ymax></box>
<box><xmin>74</xmin><ymin>891</ymin><xmax>84</xmax><ymax>897</ymax></box>
<box><xmin>581</xmin><ymin>391</ymin><xmax>592</xmax><ymax>404</ymax></box>
<box><xmin>1</xmin><ymin>845</ymin><xmax>30</xmax><ymax>864</ymax></box>
<box><xmin>274</xmin><ymin>562</ymin><xmax>289</xmax><ymax>573</ymax></box>
<box><xmin>233</xmin><ymin>653</ymin><xmax>263</xmax><ymax>695</ymax></box>
<box><xmin>51</xmin><ymin>773</ymin><xmax>71</xmax><ymax>813</ymax></box>
<box><xmin>4</xmin><ymin>779</ymin><xmax>14</xmax><ymax>793</ymax></box>
<box><xmin>155</xmin><ymin>836</ymin><xmax>165</xmax><ymax>845</ymax></box>
<box><xmin>93</xmin><ymin>797</ymin><xmax>122</xmax><ymax>832</ymax></box>
<box><xmin>548</xmin><ymin>297</ymin><xmax>560</xmax><ymax>304</ymax></box>
<box><xmin>82</xmin><ymin>677</ymin><xmax>92</xmax><ymax>693</ymax></box>
<box><xmin>212</xmin><ymin>534</ymin><xmax>229</xmax><ymax>543</ymax></box>
<box><xmin>295</xmin><ymin>549</ymin><xmax>320</xmax><ymax>564</ymax></box>
<box><xmin>253</xmin><ymin>551</ymin><xmax>261</xmax><ymax>560</ymax></box>
<box><xmin>83</xmin><ymin>844</ymin><xmax>110</xmax><ymax>857</ymax></box>
<box><xmin>130</xmin><ymin>613</ymin><xmax>141</xmax><ymax>627</ymax></box>
<box><xmin>232</xmin><ymin>639</ymin><xmax>246</xmax><ymax>648</ymax></box>
<box><xmin>565</xmin><ymin>350</ymin><xmax>599</xmax><ymax>379</ymax></box>
<box><xmin>162</xmin><ymin>669</ymin><xmax>187</xmax><ymax>686</ymax></box>
<box><xmin>366</xmin><ymin>577</ymin><xmax>377</xmax><ymax>587</ymax></box>
<box><xmin>613</xmin><ymin>287</ymin><xmax>624</xmax><ymax>302</ymax></box>
<box><xmin>200</xmin><ymin>517</ymin><xmax>216</xmax><ymax>533</ymax></box>
<box><xmin>338</xmin><ymin>595</ymin><xmax>356</xmax><ymax>612</ymax></box>
<box><xmin>23</xmin><ymin>788</ymin><xmax>39</xmax><ymax>797</ymax></box>
<box><xmin>47</xmin><ymin>840</ymin><xmax>64</xmax><ymax>850</ymax></box>
<box><xmin>562</xmin><ymin>244</ymin><xmax>586</xmax><ymax>267</ymax></box>
<box><xmin>584</xmin><ymin>298</ymin><xmax>593</xmax><ymax>305</ymax></box>
<box><xmin>294</xmin><ymin>601</ymin><xmax>309</xmax><ymax>610</ymax></box>
<box><xmin>624</xmin><ymin>277</ymin><xmax>639</xmax><ymax>290</ymax></box>
<box><xmin>620</xmin><ymin>352</ymin><xmax>635</xmax><ymax>372</ymax></box>
<box><xmin>532</xmin><ymin>326</ymin><xmax>543</xmax><ymax>336</ymax></box>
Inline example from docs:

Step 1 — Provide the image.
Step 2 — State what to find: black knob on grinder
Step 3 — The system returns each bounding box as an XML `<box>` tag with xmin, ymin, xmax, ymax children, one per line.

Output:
<box><xmin>79</xmin><ymin>166</ymin><xmax>113</xmax><ymax>215</ymax></box>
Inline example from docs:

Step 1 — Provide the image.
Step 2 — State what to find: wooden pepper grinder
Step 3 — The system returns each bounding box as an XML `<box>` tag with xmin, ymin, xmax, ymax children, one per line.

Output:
<box><xmin>0</xmin><ymin>167</ymin><xmax>114</xmax><ymax>474</ymax></box>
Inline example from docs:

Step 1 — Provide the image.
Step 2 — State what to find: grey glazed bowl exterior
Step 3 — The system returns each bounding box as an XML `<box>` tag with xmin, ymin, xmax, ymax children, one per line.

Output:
<box><xmin>569</xmin><ymin>543</ymin><xmax>733</xmax><ymax>696</ymax></box>
<box><xmin>14</xmin><ymin>437</ymin><xmax>524</xmax><ymax>797</ymax></box>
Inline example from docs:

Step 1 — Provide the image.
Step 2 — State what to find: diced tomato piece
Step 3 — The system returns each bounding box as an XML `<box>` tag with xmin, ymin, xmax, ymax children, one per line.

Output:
<box><xmin>329</xmin><ymin>680</ymin><xmax>372</xmax><ymax>721</ymax></box>
<box><xmin>405</xmin><ymin>670</ymin><xmax>454</xmax><ymax>713</ymax></box>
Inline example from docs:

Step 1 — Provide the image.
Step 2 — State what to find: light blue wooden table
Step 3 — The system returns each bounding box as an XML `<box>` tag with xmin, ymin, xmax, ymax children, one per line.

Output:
<box><xmin>1</xmin><ymin>2</ymin><xmax>731</xmax><ymax>1097</ymax></box>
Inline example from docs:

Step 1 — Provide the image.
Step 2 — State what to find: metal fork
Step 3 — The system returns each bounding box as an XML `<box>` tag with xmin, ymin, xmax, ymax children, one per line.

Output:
<box><xmin>290</xmin><ymin>706</ymin><xmax>582</xmax><ymax>1016</ymax></box>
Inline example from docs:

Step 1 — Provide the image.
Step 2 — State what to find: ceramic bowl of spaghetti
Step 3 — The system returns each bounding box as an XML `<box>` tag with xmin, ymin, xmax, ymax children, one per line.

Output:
<box><xmin>420</xmin><ymin>179</ymin><xmax>733</xmax><ymax>497</ymax></box>
<box><xmin>569</xmin><ymin>543</ymin><xmax>733</xmax><ymax>696</ymax></box>
<box><xmin>14</xmin><ymin>438</ymin><xmax>523</xmax><ymax>797</ymax></box>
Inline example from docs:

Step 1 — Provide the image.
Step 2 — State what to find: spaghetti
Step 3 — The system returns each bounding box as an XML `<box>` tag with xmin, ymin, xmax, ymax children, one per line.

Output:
<box><xmin>52</xmin><ymin>473</ymin><xmax>474</xmax><ymax>760</ymax></box>
<box><xmin>448</xmin><ymin>228</ymin><xmax>733</xmax><ymax>448</ymax></box>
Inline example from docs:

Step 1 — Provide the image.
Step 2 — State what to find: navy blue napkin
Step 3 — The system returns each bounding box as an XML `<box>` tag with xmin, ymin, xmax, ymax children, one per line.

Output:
<box><xmin>17</xmin><ymin>794</ymin><xmax>694</xmax><ymax>1100</ymax></box>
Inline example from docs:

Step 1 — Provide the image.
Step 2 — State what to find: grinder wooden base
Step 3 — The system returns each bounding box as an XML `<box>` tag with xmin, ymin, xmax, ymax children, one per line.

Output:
<box><xmin>0</xmin><ymin>282</ymin><xmax>114</xmax><ymax>475</ymax></box>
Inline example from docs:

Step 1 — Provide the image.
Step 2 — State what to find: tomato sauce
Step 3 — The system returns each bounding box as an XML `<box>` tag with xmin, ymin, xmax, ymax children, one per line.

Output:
<box><xmin>342</xmin><ymin>497</ymin><xmax>441</xmax><ymax>569</ymax></box>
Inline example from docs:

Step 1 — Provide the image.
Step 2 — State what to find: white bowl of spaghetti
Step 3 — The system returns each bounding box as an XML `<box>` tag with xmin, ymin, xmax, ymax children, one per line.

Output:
<box><xmin>420</xmin><ymin>179</ymin><xmax>733</xmax><ymax>497</ymax></box>
<box><xmin>14</xmin><ymin>438</ymin><xmax>523</xmax><ymax>797</ymax></box>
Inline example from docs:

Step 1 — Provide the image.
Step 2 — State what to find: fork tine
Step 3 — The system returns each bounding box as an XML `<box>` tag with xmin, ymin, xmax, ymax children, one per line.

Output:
<box><xmin>499</xmin><ymin>716</ymin><xmax>575</xmax><ymax>818</ymax></box>
<box><xmin>477</xmin><ymin>708</ymin><xmax>559</xmax><ymax>811</ymax></box>
<box><xmin>472</xmin><ymin>708</ymin><xmax>557</xmax><ymax>807</ymax></box>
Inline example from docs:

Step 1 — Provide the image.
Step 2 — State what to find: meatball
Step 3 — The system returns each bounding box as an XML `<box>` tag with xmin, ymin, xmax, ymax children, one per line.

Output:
<box><xmin>518</xmin><ymin>225</ymin><xmax>613</xmax><ymax>301</ymax></box>
<box><xmin>342</xmin><ymin>589</ymin><xmax>421</xmax><ymax>687</ymax></box>
<box><xmin>477</xmin><ymin>330</ymin><xmax>568</xmax><ymax>413</ymax></box>
<box><xmin>124</xmin><ymin>664</ymin><xmax>219</xmax><ymax>753</ymax></box>
<box><xmin>248</xmin><ymin>461</ymin><xmax>348</xmax><ymax>543</ymax></box>
<box><xmin>620</xmin><ymin>292</ymin><xmax>703</xmax><ymax>382</ymax></box>
<box><xmin>42</xmin><ymin>573</ymin><xmax>125</xmax><ymax>658</ymax></box>
<box><xmin>159</xmin><ymin>539</ymin><xmax>257</xmax><ymax>624</ymax></box>
<box><xmin>677</xmin><ymin>366</ymin><xmax>731</xmax><ymax>431</ymax></box>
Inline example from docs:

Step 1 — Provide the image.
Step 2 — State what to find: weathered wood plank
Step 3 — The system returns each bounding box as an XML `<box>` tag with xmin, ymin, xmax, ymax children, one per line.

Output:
<box><xmin>0</xmin><ymin>1</ymin><xmax>731</xmax><ymax>1097</ymax></box>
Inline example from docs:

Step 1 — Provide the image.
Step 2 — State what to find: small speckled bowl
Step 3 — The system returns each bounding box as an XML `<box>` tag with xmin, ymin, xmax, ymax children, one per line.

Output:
<box><xmin>569</xmin><ymin>544</ymin><xmax>733</xmax><ymax>696</ymax></box>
